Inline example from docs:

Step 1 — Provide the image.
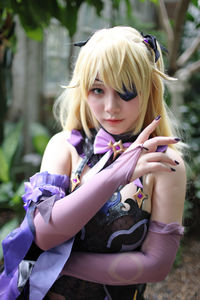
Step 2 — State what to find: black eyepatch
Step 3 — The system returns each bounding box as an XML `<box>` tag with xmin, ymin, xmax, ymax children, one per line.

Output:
<box><xmin>117</xmin><ymin>84</ymin><xmax>138</xmax><ymax>101</ymax></box>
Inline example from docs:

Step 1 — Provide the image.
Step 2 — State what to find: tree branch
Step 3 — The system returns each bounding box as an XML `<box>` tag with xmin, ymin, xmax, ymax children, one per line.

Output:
<box><xmin>177</xmin><ymin>35</ymin><xmax>200</xmax><ymax>67</ymax></box>
<box><xmin>185</xmin><ymin>60</ymin><xmax>200</xmax><ymax>75</ymax></box>
<box><xmin>168</xmin><ymin>0</ymin><xmax>191</xmax><ymax>75</ymax></box>
<box><xmin>176</xmin><ymin>60</ymin><xmax>200</xmax><ymax>81</ymax></box>
<box><xmin>158</xmin><ymin>0</ymin><xmax>174</xmax><ymax>49</ymax></box>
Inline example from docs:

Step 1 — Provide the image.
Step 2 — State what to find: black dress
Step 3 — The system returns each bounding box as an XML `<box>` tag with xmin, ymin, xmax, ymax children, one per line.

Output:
<box><xmin>49</xmin><ymin>129</ymin><xmax>150</xmax><ymax>300</ymax></box>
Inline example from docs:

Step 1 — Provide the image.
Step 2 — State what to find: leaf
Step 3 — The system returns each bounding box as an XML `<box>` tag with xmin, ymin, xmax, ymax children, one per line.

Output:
<box><xmin>30</xmin><ymin>123</ymin><xmax>50</xmax><ymax>154</ymax></box>
<box><xmin>11</xmin><ymin>181</ymin><xmax>25</xmax><ymax>206</ymax></box>
<box><xmin>191</xmin><ymin>0</ymin><xmax>198</xmax><ymax>7</ymax></box>
<box><xmin>0</xmin><ymin>148</ymin><xmax>9</xmax><ymax>182</ymax></box>
<box><xmin>149</xmin><ymin>0</ymin><xmax>158</xmax><ymax>4</ymax></box>
<box><xmin>0</xmin><ymin>217</ymin><xmax>19</xmax><ymax>260</ymax></box>
<box><xmin>25</xmin><ymin>27</ymin><xmax>44</xmax><ymax>41</ymax></box>
<box><xmin>0</xmin><ymin>182</ymin><xmax>14</xmax><ymax>204</ymax></box>
<box><xmin>86</xmin><ymin>0</ymin><xmax>104</xmax><ymax>15</ymax></box>
<box><xmin>33</xmin><ymin>135</ymin><xmax>50</xmax><ymax>156</ymax></box>
<box><xmin>0</xmin><ymin>1</ymin><xmax>13</xmax><ymax>10</ymax></box>
<box><xmin>2</xmin><ymin>121</ymin><xmax>23</xmax><ymax>169</ymax></box>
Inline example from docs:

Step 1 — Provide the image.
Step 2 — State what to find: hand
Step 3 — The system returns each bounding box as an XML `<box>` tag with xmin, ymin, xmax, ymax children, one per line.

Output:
<box><xmin>127</xmin><ymin>116</ymin><xmax>180</xmax><ymax>181</ymax></box>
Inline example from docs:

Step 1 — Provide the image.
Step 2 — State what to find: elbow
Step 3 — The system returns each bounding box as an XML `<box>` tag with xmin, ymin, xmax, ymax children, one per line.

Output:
<box><xmin>35</xmin><ymin>231</ymin><xmax>72</xmax><ymax>251</ymax></box>
<box><xmin>150</xmin><ymin>260</ymin><xmax>174</xmax><ymax>283</ymax></box>
<box><xmin>34</xmin><ymin>235</ymin><xmax>52</xmax><ymax>251</ymax></box>
<box><xmin>34</xmin><ymin>214</ymin><xmax>72</xmax><ymax>251</ymax></box>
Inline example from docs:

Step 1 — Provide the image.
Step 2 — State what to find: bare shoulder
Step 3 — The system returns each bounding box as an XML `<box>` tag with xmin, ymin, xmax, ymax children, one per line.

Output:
<box><xmin>167</xmin><ymin>147</ymin><xmax>186</xmax><ymax>178</ymax></box>
<box><xmin>151</xmin><ymin>147</ymin><xmax>186</xmax><ymax>224</ymax></box>
<box><xmin>40</xmin><ymin>130</ymin><xmax>74</xmax><ymax>175</ymax></box>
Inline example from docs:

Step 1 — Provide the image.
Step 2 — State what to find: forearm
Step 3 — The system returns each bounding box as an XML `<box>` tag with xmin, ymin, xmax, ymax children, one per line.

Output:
<box><xmin>34</xmin><ymin>146</ymin><xmax>142</xmax><ymax>250</ymax></box>
<box><xmin>61</xmin><ymin>221</ymin><xmax>184</xmax><ymax>285</ymax></box>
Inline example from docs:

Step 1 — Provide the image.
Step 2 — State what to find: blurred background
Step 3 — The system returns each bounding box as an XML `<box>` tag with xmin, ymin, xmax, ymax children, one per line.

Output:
<box><xmin>0</xmin><ymin>0</ymin><xmax>200</xmax><ymax>298</ymax></box>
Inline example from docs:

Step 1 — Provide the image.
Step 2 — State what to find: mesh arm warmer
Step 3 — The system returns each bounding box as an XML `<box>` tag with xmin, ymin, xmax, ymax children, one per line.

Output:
<box><xmin>34</xmin><ymin>146</ymin><xmax>142</xmax><ymax>250</ymax></box>
<box><xmin>61</xmin><ymin>221</ymin><xmax>184</xmax><ymax>285</ymax></box>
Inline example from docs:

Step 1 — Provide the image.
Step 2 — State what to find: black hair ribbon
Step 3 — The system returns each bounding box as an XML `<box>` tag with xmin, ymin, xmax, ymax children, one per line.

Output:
<box><xmin>141</xmin><ymin>32</ymin><xmax>168</xmax><ymax>63</ymax></box>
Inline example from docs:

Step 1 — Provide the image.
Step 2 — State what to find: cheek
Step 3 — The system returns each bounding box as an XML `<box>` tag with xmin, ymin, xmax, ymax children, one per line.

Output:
<box><xmin>124</xmin><ymin>97</ymin><xmax>140</xmax><ymax>116</ymax></box>
<box><xmin>87</xmin><ymin>98</ymin><xmax>103</xmax><ymax>119</ymax></box>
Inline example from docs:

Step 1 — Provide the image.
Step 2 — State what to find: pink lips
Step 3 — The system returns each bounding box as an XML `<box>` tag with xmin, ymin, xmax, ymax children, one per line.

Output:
<box><xmin>105</xmin><ymin>119</ymin><xmax>123</xmax><ymax>124</ymax></box>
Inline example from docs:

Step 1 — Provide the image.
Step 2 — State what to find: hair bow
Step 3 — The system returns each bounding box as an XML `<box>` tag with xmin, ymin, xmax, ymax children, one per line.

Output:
<box><xmin>141</xmin><ymin>32</ymin><xmax>160</xmax><ymax>63</ymax></box>
<box><xmin>74</xmin><ymin>38</ymin><xmax>90</xmax><ymax>47</ymax></box>
<box><xmin>141</xmin><ymin>32</ymin><xmax>168</xmax><ymax>63</ymax></box>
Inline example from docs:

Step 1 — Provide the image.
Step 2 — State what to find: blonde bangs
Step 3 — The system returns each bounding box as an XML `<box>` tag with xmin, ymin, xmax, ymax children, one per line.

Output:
<box><xmin>77</xmin><ymin>29</ymin><xmax>147</xmax><ymax>97</ymax></box>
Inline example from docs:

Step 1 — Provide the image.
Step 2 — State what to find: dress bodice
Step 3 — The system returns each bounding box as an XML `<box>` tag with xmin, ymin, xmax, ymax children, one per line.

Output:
<box><xmin>49</xmin><ymin>129</ymin><xmax>150</xmax><ymax>300</ymax></box>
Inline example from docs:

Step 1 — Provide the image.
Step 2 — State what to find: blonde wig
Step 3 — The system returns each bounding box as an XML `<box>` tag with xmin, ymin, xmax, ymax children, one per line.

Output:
<box><xmin>55</xmin><ymin>26</ymin><xmax>181</xmax><ymax>150</ymax></box>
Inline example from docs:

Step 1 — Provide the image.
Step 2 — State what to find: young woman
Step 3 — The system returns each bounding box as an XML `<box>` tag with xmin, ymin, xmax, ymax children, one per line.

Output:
<box><xmin>0</xmin><ymin>26</ymin><xmax>186</xmax><ymax>300</ymax></box>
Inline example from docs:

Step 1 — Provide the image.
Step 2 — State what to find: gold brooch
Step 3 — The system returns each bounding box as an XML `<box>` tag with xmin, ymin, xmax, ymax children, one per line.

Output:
<box><xmin>108</xmin><ymin>140</ymin><xmax>125</xmax><ymax>160</ymax></box>
<box><xmin>71</xmin><ymin>174</ymin><xmax>80</xmax><ymax>192</ymax></box>
<box><xmin>133</xmin><ymin>188</ymin><xmax>147</xmax><ymax>208</ymax></box>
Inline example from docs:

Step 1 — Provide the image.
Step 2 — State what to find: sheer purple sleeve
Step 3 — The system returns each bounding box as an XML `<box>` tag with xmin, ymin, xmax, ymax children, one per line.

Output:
<box><xmin>22</xmin><ymin>171</ymin><xmax>69</xmax><ymax>223</ymax></box>
<box><xmin>0</xmin><ymin>172</ymin><xmax>71</xmax><ymax>300</ymax></box>
<box><xmin>34</xmin><ymin>146</ymin><xmax>142</xmax><ymax>250</ymax></box>
<box><xmin>61</xmin><ymin>221</ymin><xmax>184</xmax><ymax>284</ymax></box>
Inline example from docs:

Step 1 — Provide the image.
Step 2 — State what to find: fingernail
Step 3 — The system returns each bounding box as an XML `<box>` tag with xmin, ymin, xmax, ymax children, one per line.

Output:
<box><xmin>174</xmin><ymin>160</ymin><xmax>179</xmax><ymax>165</ymax></box>
<box><xmin>171</xmin><ymin>168</ymin><xmax>176</xmax><ymax>172</ymax></box>
<box><xmin>155</xmin><ymin>115</ymin><xmax>161</xmax><ymax>121</ymax></box>
<box><xmin>143</xmin><ymin>147</ymin><xmax>149</xmax><ymax>151</ymax></box>
<box><xmin>174</xmin><ymin>138</ymin><xmax>181</xmax><ymax>142</ymax></box>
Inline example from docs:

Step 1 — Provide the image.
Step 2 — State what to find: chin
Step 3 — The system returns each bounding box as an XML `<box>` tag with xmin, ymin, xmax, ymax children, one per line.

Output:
<box><xmin>105</xmin><ymin>127</ymin><xmax>126</xmax><ymax>135</ymax></box>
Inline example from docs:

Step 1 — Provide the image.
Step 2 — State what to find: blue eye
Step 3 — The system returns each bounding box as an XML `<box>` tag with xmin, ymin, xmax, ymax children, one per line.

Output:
<box><xmin>117</xmin><ymin>84</ymin><xmax>138</xmax><ymax>101</ymax></box>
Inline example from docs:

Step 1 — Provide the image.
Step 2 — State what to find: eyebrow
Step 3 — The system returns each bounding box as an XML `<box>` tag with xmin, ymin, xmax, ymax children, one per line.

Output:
<box><xmin>92</xmin><ymin>78</ymin><xmax>104</xmax><ymax>86</ymax></box>
<box><xmin>94</xmin><ymin>78</ymin><xmax>103</xmax><ymax>83</ymax></box>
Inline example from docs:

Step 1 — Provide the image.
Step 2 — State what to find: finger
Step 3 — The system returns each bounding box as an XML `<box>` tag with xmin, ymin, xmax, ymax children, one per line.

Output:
<box><xmin>143</xmin><ymin>136</ymin><xmax>180</xmax><ymax>151</ymax></box>
<box><xmin>141</xmin><ymin>152</ymin><xmax>179</xmax><ymax>166</ymax></box>
<box><xmin>145</xmin><ymin>162</ymin><xmax>177</xmax><ymax>174</ymax></box>
<box><xmin>131</xmin><ymin>161</ymin><xmax>176</xmax><ymax>181</ymax></box>
<box><xmin>136</xmin><ymin>116</ymin><xmax>161</xmax><ymax>144</ymax></box>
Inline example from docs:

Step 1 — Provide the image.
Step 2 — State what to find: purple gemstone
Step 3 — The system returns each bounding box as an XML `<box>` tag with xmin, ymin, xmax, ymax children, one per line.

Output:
<box><xmin>73</xmin><ymin>179</ymin><xmax>77</xmax><ymax>183</ymax></box>
<box><xmin>116</xmin><ymin>146</ymin><xmax>120</xmax><ymax>150</ymax></box>
<box><xmin>138</xmin><ymin>193</ymin><xmax>143</xmax><ymax>199</ymax></box>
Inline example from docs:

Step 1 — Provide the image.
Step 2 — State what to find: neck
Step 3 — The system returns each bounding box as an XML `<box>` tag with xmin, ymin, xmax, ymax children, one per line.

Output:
<box><xmin>101</xmin><ymin>127</ymin><xmax>140</xmax><ymax>143</ymax></box>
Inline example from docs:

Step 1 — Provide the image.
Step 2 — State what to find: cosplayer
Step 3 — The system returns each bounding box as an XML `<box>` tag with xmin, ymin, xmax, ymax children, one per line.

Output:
<box><xmin>0</xmin><ymin>26</ymin><xmax>186</xmax><ymax>300</ymax></box>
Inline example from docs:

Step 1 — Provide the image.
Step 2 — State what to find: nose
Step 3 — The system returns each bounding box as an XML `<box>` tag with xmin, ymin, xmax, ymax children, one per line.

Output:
<box><xmin>104</xmin><ymin>91</ymin><xmax>121</xmax><ymax>114</ymax></box>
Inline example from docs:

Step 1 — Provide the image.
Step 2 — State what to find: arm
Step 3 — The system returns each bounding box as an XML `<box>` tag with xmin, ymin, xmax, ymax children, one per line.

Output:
<box><xmin>151</xmin><ymin>147</ymin><xmax>186</xmax><ymax>224</ymax></box>
<box><xmin>34</xmin><ymin>119</ymin><xmax>181</xmax><ymax>251</ymax></box>
<box><xmin>60</xmin><ymin>149</ymin><xmax>186</xmax><ymax>284</ymax></box>
<box><xmin>34</xmin><ymin>133</ymin><xmax>143</xmax><ymax>250</ymax></box>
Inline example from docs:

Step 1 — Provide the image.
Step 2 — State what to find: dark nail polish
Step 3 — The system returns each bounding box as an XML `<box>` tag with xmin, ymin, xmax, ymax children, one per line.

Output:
<box><xmin>174</xmin><ymin>138</ymin><xmax>181</xmax><ymax>142</ymax></box>
<box><xmin>174</xmin><ymin>160</ymin><xmax>179</xmax><ymax>165</ymax></box>
<box><xmin>171</xmin><ymin>168</ymin><xmax>176</xmax><ymax>172</ymax></box>
<box><xmin>143</xmin><ymin>147</ymin><xmax>149</xmax><ymax>151</ymax></box>
<box><xmin>155</xmin><ymin>115</ymin><xmax>161</xmax><ymax>121</ymax></box>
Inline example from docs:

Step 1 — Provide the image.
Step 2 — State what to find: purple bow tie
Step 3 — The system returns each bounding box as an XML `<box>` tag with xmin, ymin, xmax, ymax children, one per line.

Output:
<box><xmin>94</xmin><ymin>128</ymin><xmax>131</xmax><ymax>159</ymax></box>
<box><xmin>84</xmin><ymin>128</ymin><xmax>142</xmax><ymax>188</ymax></box>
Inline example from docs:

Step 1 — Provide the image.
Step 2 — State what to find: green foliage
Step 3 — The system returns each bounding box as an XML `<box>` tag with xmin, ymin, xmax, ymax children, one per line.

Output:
<box><xmin>0</xmin><ymin>121</ymin><xmax>23</xmax><ymax>183</ymax></box>
<box><xmin>0</xmin><ymin>149</ymin><xmax>9</xmax><ymax>183</ymax></box>
<box><xmin>0</xmin><ymin>121</ymin><xmax>24</xmax><ymax>213</ymax></box>
<box><xmin>31</xmin><ymin>123</ymin><xmax>50</xmax><ymax>156</ymax></box>
<box><xmin>0</xmin><ymin>121</ymin><xmax>50</xmax><ymax>261</ymax></box>
<box><xmin>0</xmin><ymin>217</ymin><xmax>19</xmax><ymax>260</ymax></box>
<box><xmin>181</xmin><ymin>74</ymin><xmax>200</xmax><ymax>201</ymax></box>
<box><xmin>0</xmin><ymin>0</ymin><xmax>107</xmax><ymax>39</ymax></box>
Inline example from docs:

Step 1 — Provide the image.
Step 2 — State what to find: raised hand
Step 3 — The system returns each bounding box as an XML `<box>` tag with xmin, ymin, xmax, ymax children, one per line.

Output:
<box><xmin>127</xmin><ymin>116</ymin><xmax>180</xmax><ymax>181</ymax></box>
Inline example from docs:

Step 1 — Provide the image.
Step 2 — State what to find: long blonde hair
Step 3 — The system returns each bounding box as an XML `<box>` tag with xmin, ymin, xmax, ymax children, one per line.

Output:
<box><xmin>54</xmin><ymin>26</ymin><xmax>181</xmax><ymax>151</ymax></box>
